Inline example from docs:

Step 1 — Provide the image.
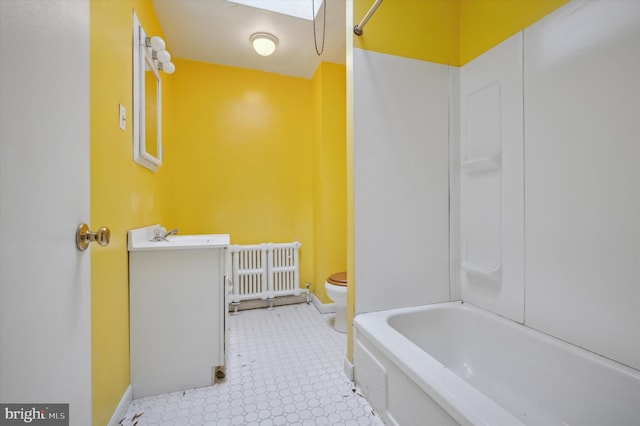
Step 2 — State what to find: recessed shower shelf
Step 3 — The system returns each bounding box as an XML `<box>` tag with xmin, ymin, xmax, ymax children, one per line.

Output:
<box><xmin>462</xmin><ymin>262</ymin><xmax>502</xmax><ymax>282</ymax></box>
<box><xmin>461</xmin><ymin>153</ymin><xmax>501</xmax><ymax>173</ymax></box>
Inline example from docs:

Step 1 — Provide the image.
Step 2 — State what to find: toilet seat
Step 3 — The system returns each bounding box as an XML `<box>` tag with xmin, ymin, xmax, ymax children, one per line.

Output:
<box><xmin>327</xmin><ymin>272</ymin><xmax>347</xmax><ymax>287</ymax></box>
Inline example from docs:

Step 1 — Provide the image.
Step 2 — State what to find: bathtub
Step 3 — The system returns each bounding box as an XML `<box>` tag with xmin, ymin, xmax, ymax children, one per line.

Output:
<box><xmin>353</xmin><ymin>302</ymin><xmax>640</xmax><ymax>426</ymax></box>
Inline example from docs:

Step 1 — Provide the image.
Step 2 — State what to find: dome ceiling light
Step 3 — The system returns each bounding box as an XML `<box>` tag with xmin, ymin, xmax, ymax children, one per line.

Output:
<box><xmin>250</xmin><ymin>32</ymin><xmax>279</xmax><ymax>56</ymax></box>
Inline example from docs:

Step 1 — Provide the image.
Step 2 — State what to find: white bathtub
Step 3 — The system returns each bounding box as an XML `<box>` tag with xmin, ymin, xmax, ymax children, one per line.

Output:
<box><xmin>353</xmin><ymin>302</ymin><xmax>640</xmax><ymax>426</ymax></box>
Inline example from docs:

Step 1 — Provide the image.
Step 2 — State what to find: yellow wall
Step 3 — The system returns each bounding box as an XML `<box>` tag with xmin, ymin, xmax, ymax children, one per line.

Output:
<box><xmin>90</xmin><ymin>4</ymin><xmax>345</xmax><ymax>419</ymax></box>
<box><xmin>459</xmin><ymin>0</ymin><xmax>569</xmax><ymax>64</ymax></box>
<box><xmin>312</xmin><ymin>62</ymin><xmax>347</xmax><ymax>301</ymax></box>
<box><xmin>353</xmin><ymin>0</ymin><xmax>460</xmax><ymax>65</ymax></box>
<box><xmin>352</xmin><ymin>0</ymin><xmax>567</xmax><ymax>65</ymax></box>
<box><xmin>163</xmin><ymin>59</ymin><xmax>316</xmax><ymax>287</ymax></box>
<box><xmin>90</xmin><ymin>1</ymin><xmax>168</xmax><ymax>423</ymax></box>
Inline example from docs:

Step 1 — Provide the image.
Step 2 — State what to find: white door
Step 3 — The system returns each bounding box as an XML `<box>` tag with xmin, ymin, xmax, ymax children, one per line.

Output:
<box><xmin>0</xmin><ymin>1</ymin><xmax>92</xmax><ymax>425</ymax></box>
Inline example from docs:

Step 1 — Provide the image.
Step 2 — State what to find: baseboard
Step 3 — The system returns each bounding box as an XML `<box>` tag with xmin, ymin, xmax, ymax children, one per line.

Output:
<box><xmin>343</xmin><ymin>356</ymin><xmax>354</xmax><ymax>381</ymax></box>
<box><xmin>107</xmin><ymin>384</ymin><xmax>132</xmax><ymax>426</ymax></box>
<box><xmin>226</xmin><ymin>292</ymin><xmax>337</xmax><ymax>314</ymax></box>
<box><xmin>228</xmin><ymin>294</ymin><xmax>307</xmax><ymax>312</ymax></box>
<box><xmin>311</xmin><ymin>293</ymin><xmax>336</xmax><ymax>314</ymax></box>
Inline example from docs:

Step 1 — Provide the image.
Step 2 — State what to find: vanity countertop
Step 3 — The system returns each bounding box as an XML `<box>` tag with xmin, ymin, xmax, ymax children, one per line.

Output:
<box><xmin>128</xmin><ymin>225</ymin><xmax>229</xmax><ymax>251</ymax></box>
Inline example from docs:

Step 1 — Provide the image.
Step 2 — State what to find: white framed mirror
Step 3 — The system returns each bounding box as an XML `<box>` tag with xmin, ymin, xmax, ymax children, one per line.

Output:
<box><xmin>133</xmin><ymin>12</ymin><xmax>162</xmax><ymax>171</ymax></box>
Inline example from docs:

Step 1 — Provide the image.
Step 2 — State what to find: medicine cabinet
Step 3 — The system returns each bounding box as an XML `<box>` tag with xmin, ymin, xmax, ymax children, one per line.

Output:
<box><xmin>132</xmin><ymin>12</ymin><xmax>162</xmax><ymax>172</ymax></box>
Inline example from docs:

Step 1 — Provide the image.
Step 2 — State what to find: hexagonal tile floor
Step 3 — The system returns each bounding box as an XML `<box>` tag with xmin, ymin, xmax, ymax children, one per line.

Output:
<box><xmin>121</xmin><ymin>303</ymin><xmax>383</xmax><ymax>426</ymax></box>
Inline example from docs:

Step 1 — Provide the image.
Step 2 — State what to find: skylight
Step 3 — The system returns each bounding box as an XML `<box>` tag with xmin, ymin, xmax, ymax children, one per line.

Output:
<box><xmin>226</xmin><ymin>0</ymin><xmax>324</xmax><ymax>21</ymax></box>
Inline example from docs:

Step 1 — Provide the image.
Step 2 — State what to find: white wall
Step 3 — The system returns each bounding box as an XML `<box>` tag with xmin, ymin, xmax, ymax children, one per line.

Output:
<box><xmin>351</xmin><ymin>0</ymin><xmax>640</xmax><ymax>372</ymax></box>
<box><xmin>459</xmin><ymin>34</ymin><xmax>525</xmax><ymax>322</ymax></box>
<box><xmin>457</xmin><ymin>0</ymin><xmax>640</xmax><ymax>370</ymax></box>
<box><xmin>523</xmin><ymin>0</ymin><xmax>640</xmax><ymax>370</ymax></box>
<box><xmin>353</xmin><ymin>48</ymin><xmax>451</xmax><ymax>314</ymax></box>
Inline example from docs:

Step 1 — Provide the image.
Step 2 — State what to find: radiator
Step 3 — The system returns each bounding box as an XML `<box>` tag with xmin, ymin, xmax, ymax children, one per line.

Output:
<box><xmin>228</xmin><ymin>242</ymin><xmax>302</xmax><ymax>306</ymax></box>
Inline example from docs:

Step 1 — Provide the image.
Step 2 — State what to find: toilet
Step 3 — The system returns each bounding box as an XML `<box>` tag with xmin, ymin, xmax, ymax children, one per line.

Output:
<box><xmin>325</xmin><ymin>272</ymin><xmax>348</xmax><ymax>333</ymax></box>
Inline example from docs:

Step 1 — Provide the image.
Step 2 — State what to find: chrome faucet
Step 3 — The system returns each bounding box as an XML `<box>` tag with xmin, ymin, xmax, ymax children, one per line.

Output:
<box><xmin>164</xmin><ymin>228</ymin><xmax>178</xmax><ymax>238</ymax></box>
<box><xmin>151</xmin><ymin>228</ymin><xmax>178</xmax><ymax>241</ymax></box>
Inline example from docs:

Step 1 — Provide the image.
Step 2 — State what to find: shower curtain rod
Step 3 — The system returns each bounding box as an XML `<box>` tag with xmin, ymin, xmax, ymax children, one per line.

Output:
<box><xmin>353</xmin><ymin>0</ymin><xmax>384</xmax><ymax>36</ymax></box>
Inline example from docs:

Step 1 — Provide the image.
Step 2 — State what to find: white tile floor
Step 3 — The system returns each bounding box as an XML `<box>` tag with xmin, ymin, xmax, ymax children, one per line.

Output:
<box><xmin>121</xmin><ymin>303</ymin><xmax>384</xmax><ymax>426</ymax></box>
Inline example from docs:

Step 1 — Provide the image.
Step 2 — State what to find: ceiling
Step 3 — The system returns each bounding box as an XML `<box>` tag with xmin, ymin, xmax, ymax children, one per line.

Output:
<box><xmin>151</xmin><ymin>0</ymin><xmax>347</xmax><ymax>79</ymax></box>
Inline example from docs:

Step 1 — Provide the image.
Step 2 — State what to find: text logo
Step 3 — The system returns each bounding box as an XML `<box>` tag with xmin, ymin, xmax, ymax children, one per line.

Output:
<box><xmin>0</xmin><ymin>404</ymin><xmax>68</xmax><ymax>425</ymax></box>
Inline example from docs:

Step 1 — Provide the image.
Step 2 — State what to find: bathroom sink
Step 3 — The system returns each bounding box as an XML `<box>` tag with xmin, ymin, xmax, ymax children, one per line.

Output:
<box><xmin>128</xmin><ymin>225</ymin><xmax>230</xmax><ymax>251</ymax></box>
<box><xmin>166</xmin><ymin>234</ymin><xmax>228</xmax><ymax>245</ymax></box>
<box><xmin>128</xmin><ymin>224</ymin><xmax>229</xmax><ymax>397</ymax></box>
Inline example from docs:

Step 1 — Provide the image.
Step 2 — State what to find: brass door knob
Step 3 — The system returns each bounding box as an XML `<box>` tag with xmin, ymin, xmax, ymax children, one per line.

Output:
<box><xmin>76</xmin><ymin>223</ymin><xmax>111</xmax><ymax>251</ymax></box>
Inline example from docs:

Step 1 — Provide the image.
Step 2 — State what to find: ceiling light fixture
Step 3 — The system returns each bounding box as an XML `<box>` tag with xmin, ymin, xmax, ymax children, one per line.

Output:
<box><xmin>250</xmin><ymin>32</ymin><xmax>278</xmax><ymax>56</ymax></box>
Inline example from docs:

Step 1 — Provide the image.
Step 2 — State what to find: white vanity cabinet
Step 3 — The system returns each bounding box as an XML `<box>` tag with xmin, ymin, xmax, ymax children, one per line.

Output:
<box><xmin>128</xmin><ymin>226</ymin><xmax>229</xmax><ymax>398</ymax></box>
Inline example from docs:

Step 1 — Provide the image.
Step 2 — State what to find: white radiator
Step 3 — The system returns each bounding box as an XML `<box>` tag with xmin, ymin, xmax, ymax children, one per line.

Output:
<box><xmin>228</xmin><ymin>242</ymin><xmax>301</xmax><ymax>306</ymax></box>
